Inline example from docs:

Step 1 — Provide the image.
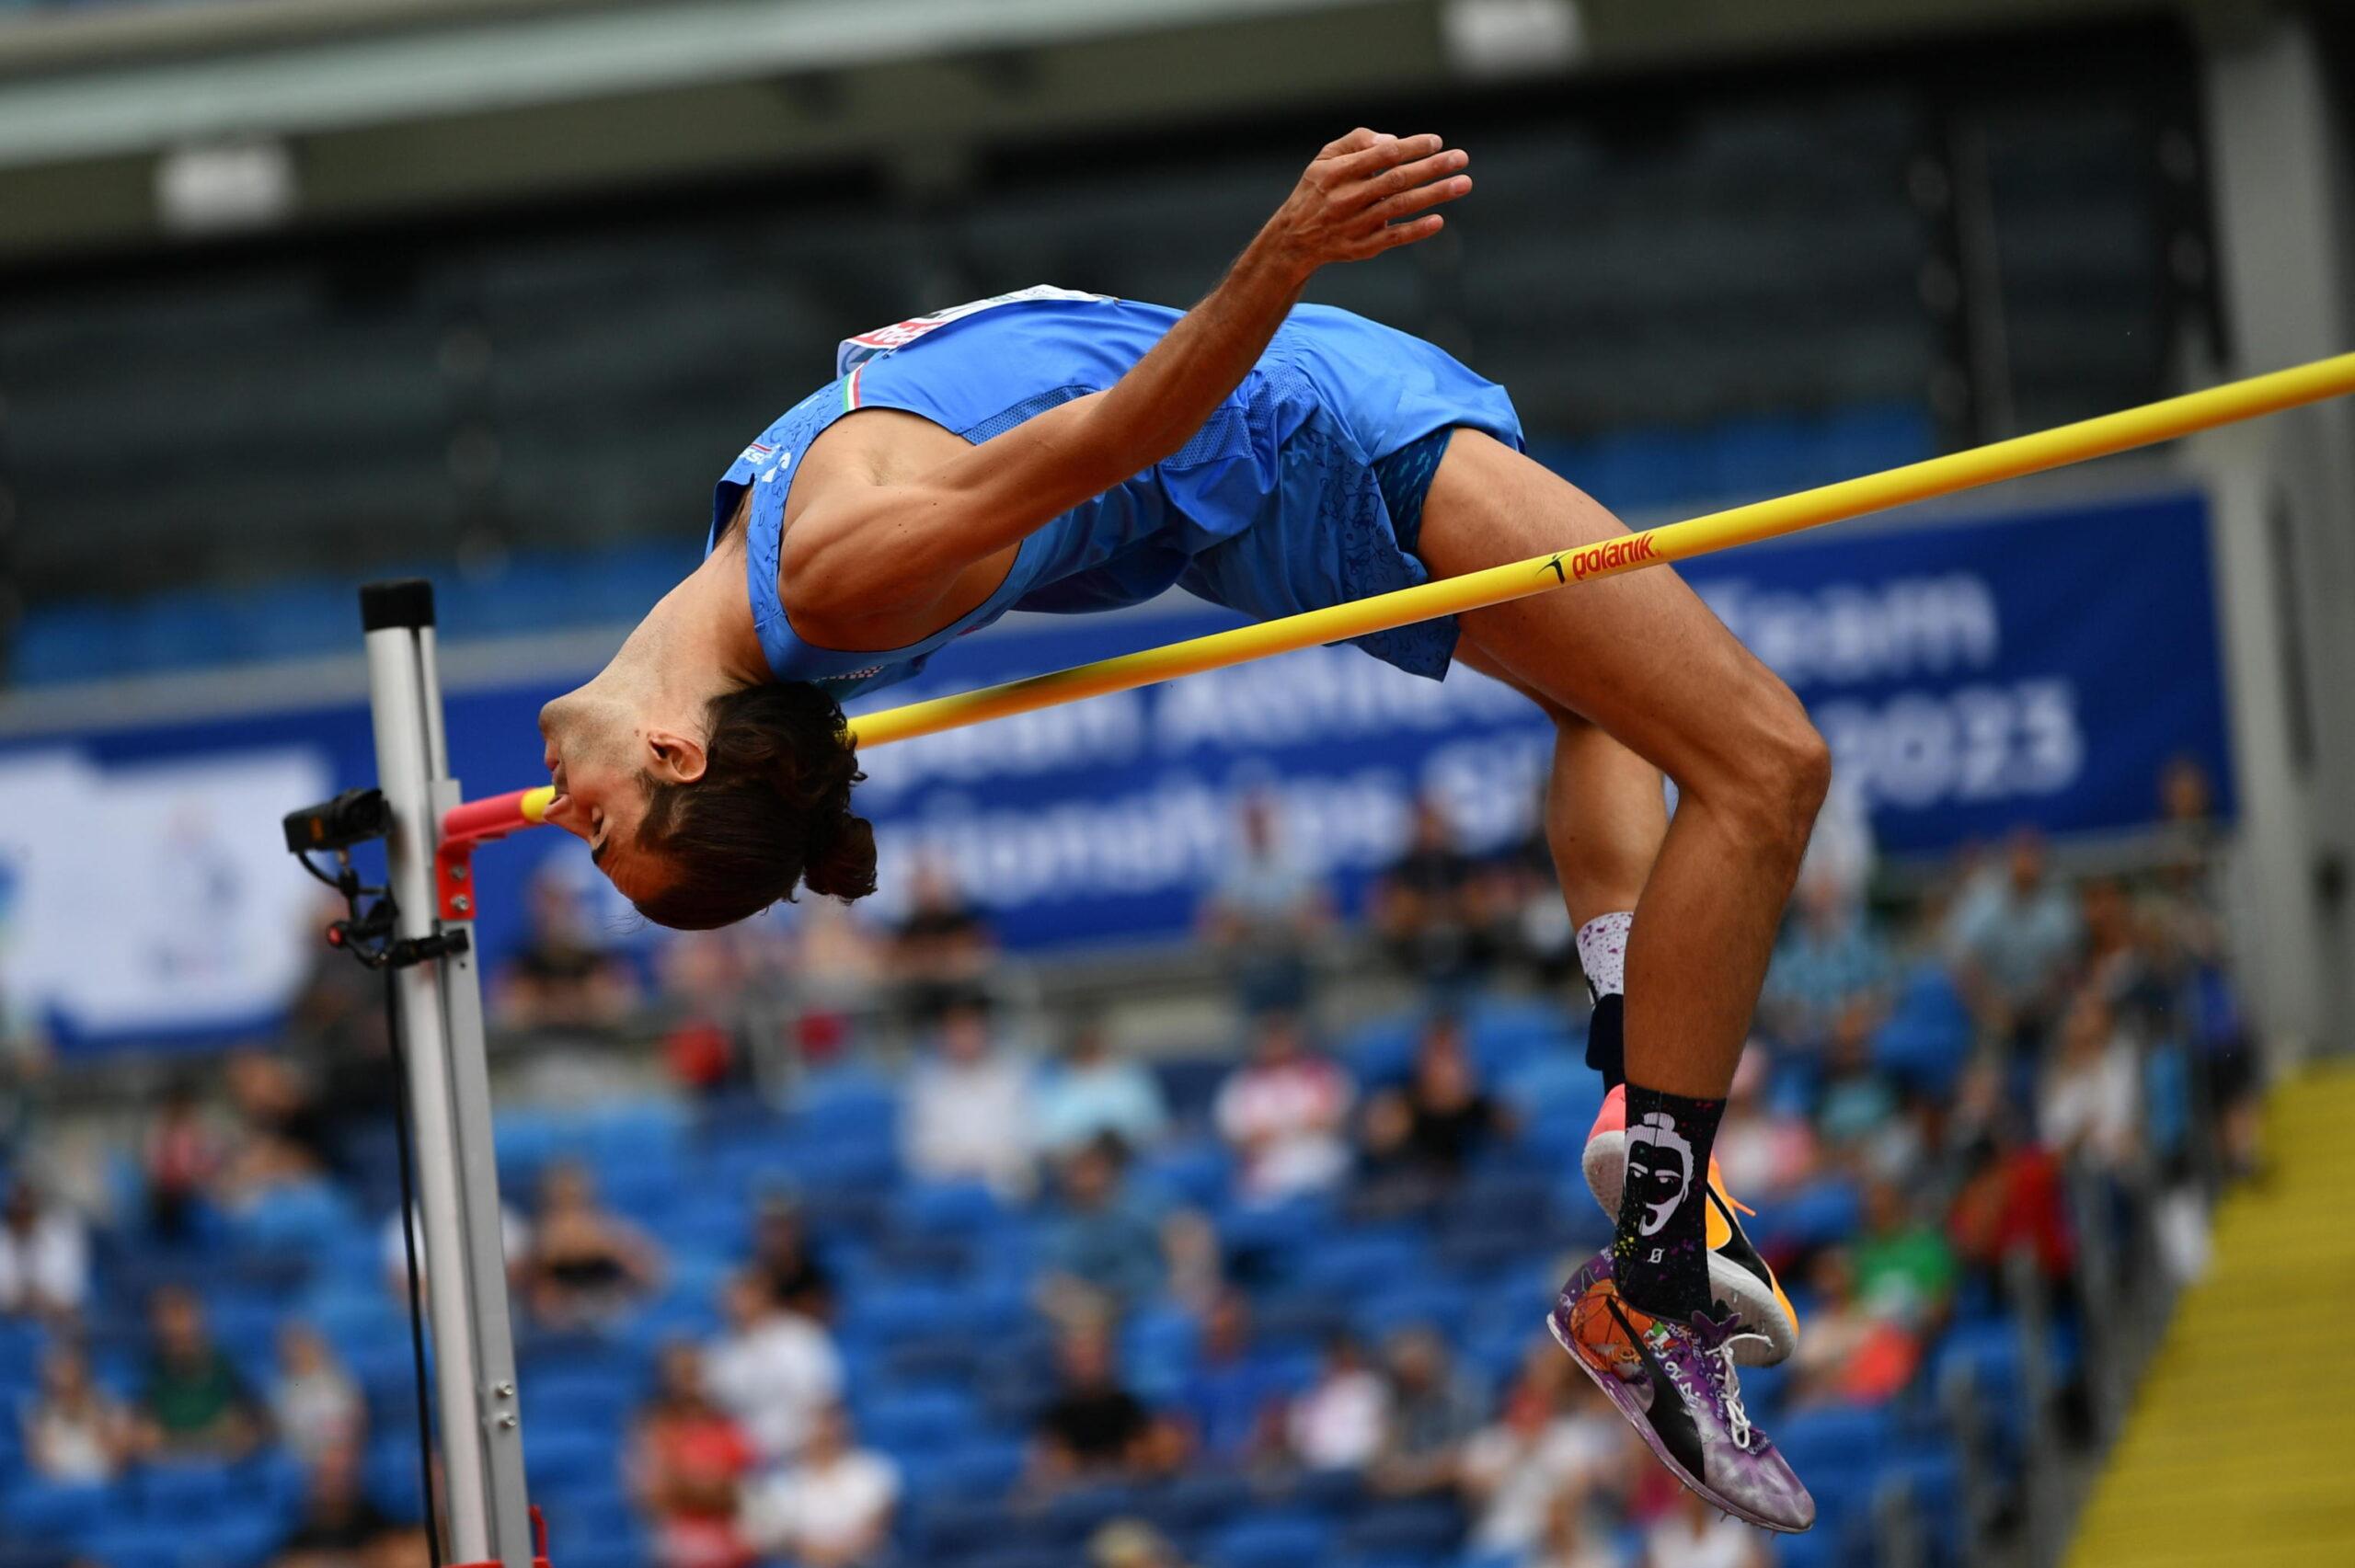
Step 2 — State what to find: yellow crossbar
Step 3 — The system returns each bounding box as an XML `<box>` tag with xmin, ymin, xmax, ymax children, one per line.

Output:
<box><xmin>847</xmin><ymin>350</ymin><xmax>2355</xmax><ymax>749</ymax></box>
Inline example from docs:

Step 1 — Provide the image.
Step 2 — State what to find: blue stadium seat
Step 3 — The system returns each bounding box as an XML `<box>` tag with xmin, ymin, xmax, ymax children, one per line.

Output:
<box><xmin>1772</xmin><ymin>1403</ymin><xmax>1899</xmax><ymax>1538</ymax></box>
<box><xmin>931</xmin><ymin>1436</ymin><xmax>1028</xmax><ymax>1500</ymax></box>
<box><xmin>1343</xmin><ymin>1497</ymin><xmax>1467</xmax><ymax>1560</ymax></box>
<box><xmin>890</xmin><ymin>1180</ymin><xmax>1008</xmax><ymax>1240</ymax></box>
<box><xmin>131</xmin><ymin>1458</ymin><xmax>236</xmax><ymax>1520</ymax></box>
<box><xmin>525</xmin><ymin>1363</ymin><xmax>637</xmax><ymax>1430</ymax></box>
<box><xmin>1342</xmin><ymin>1011</ymin><xmax>1423</xmax><ymax>1087</ymax></box>
<box><xmin>525</xmin><ymin>1425</ymin><xmax>617</xmax><ymax>1494</ymax></box>
<box><xmin>859</xmin><ymin>1386</ymin><xmax>981</xmax><ymax>1467</ymax></box>
<box><xmin>1751</xmin><ymin>1178</ymin><xmax>1862</xmax><ymax>1253</ymax></box>
<box><xmin>1138</xmin><ymin>1142</ymin><xmax>1233</xmax><ymax>1208</ymax></box>
<box><xmin>913</xmin><ymin>1496</ymin><xmax>1031</xmax><ymax>1557</ymax></box>
<box><xmin>68</xmin><ymin>1526</ymin><xmax>179</xmax><ymax>1568</ymax></box>
<box><xmin>1355</xmin><ymin>1278</ymin><xmax>1477</xmax><ymax>1342</ymax></box>
<box><xmin>1205</xmin><ymin>1512</ymin><xmax>1336</xmax><ymax>1568</ymax></box>
<box><xmin>955</xmin><ymin>1551</ymin><xmax>1069</xmax><ymax>1568</ymax></box>
<box><xmin>2</xmin><ymin>1478</ymin><xmax>113</xmax><ymax>1542</ymax></box>
<box><xmin>1464</xmin><ymin>996</ymin><xmax>1575</xmax><ymax>1080</ymax></box>
<box><xmin>1875</xmin><ymin>964</ymin><xmax>1974</xmax><ymax>1094</ymax></box>
<box><xmin>1295</xmin><ymin>1232</ymin><xmax>1424</xmax><ymax>1296</ymax></box>
<box><xmin>1042</xmin><ymin>1479</ymin><xmax>1140</xmax><ymax>1539</ymax></box>
<box><xmin>1155</xmin><ymin>1469</ymin><xmax>1254</xmax><ymax>1532</ymax></box>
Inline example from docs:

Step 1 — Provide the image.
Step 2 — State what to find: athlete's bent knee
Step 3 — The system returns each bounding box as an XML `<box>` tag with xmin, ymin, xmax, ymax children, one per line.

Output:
<box><xmin>1756</xmin><ymin>708</ymin><xmax>1832</xmax><ymax>856</ymax></box>
<box><xmin>1712</xmin><ymin>691</ymin><xmax>1830</xmax><ymax>865</ymax></box>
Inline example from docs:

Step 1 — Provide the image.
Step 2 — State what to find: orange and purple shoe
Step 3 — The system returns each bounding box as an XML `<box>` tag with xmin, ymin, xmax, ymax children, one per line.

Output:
<box><xmin>1549</xmin><ymin>1250</ymin><xmax>1815</xmax><ymax>1533</ymax></box>
<box><xmin>1581</xmin><ymin>1082</ymin><xmax>1799</xmax><ymax>1367</ymax></box>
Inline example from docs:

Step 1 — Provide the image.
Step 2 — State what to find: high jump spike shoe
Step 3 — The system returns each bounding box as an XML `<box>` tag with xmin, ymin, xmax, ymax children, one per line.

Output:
<box><xmin>1582</xmin><ymin>1082</ymin><xmax>1799</xmax><ymax>1367</ymax></box>
<box><xmin>1549</xmin><ymin>1251</ymin><xmax>1816</xmax><ymax>1534</ymax></box>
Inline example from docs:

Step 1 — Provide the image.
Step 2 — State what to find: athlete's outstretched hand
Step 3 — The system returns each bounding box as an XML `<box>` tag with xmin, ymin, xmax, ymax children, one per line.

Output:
<box><xmin>1262</xmin><ymin>129</ymin><xmax>1471</xmax><ymax>277</ymax></box>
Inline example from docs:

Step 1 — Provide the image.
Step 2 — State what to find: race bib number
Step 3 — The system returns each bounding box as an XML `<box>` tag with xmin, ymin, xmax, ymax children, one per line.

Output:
<box><xmin>836</xmin><ymin>285</ymin><xmax>1114</xmax><ymax>374</ymax></box>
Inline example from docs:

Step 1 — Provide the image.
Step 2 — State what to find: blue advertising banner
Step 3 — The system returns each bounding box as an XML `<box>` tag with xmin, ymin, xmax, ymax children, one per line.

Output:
<box><xmin>0</xmin><ymin>486</ymin><xmax>2234</xmax><ymax>1050</ymax></box>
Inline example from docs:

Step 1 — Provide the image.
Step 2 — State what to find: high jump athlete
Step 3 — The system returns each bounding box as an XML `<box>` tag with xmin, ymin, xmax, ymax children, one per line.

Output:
<box><xmin>537</xmin><ymin>130</ymin><xmax>1823</xmax><ymax>1530</ymax></box>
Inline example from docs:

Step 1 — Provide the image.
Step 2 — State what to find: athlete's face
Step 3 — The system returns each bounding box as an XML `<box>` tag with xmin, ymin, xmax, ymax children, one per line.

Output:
<box><xmin>537</xmin><ymin>687</ymin><xmax>665</xmax><ymax>902</ymax></box>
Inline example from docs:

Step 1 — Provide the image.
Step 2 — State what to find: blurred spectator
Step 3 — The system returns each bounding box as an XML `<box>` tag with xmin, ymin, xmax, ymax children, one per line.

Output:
<box><xmin>630</xmin><ymin>1342</ymin><xmax>759</xmax><ymax>1568</ymax></box>
<box><xmin>1710</xmin><ymin>1049</ymin><xmax>1819</xmax><ymax>1206</ymax></box>
<box><xmin>2147</xmin><ymin>759</ymin><xmax>2263</xmax><ymax>1179</ymax></box>
<box><xmin>706</xmin><ymin>1271</ymin><xmax>844</xmax><ymax>1464</ymax></box>
<box><xmin>1851</xmin><ymin>1177</ymin><xmax>1959</xmax><ymax>1330</ymax></box>
<box><xmin>1373</xmin><ymin>795</ymin><xmax>1497</xmax><ymax>991</ymax></box>
<box><xmin>1089</xmin><ymin>1520</ymin><xmax>1193</xmax><ymax>1568</ymax></box>
<box><xmin>1786</xmin><ymin>1250</ymin><xmax>1922</xmax><ymax>1408</ymax></box>
<box><xmin>23</xmin><ymin>1347</ymin><xmax>131</xmax><ymax>1482</ymax></box>
<box><xmin>0</xmin><ymin>988</ymin><xmax>47</xmax><ymax>1171</ymax></box>
<box><xmin>1215</xmin><ymin>1013</ymin><xmax>1352</xmax><ymax>1207</ymax></box>
<box><xmin>1039</xmin><ymin>1136</ymin><xmax>1168</xmax><ymax>1321</ymax></box>
<box><xmin>133</xmin><ymin>1285</ymin><xmax>261</xmax><ymax>1460</ymax></box>
<box><xmin>1813</xmin><ymin>1013</ymin><xmax>1899</xmax><ymax>1154</ymax></box>
<box><xmin>219</xmin><ymin>1051</ymin><xmax>332</xmax><ymax>1201</ymax></box>
<box><xmin>1177</xmin><ymin>1291</ymin><xmax>1286</xmax><ymax>1463</ymax></box>
<box><xmin>1360</xmin><ymin>1014</ymin><xmax>1514</xmax><ymax>1198</ymax></box>
<box><xmin>356</xmin><ymin>1530</ymin><xmax>432</xmax><ymax>1568</ymax></box>
<box><xmin>1030</xmin><ymin>1322</ymin><xmax>1181</xmax><ymax>1491</ymax></box>
<box><xmin>270</xmin><ymin>1442</ymin><xmax>403</xmax><ymax>1568</ymax></box>
<box><xmin>2040</xmin><ymin>990</ymin><xmax>2141</xmax><ymax>1174</ymax></box>
<box><xmin>889</xmin><ymin>858</ymin><xmax>994</xmax><ymax>1019</ymax></box>
<box><xmin>657</xmin><ymin>931</ymin><xmax>754</xmax><ymax>1097</ymax></box>
<box><xmin>1534</xmin><ymin>1482</ymin><xmax>1627</xmax><ymax>1568</ymax></box>
<box><xmin>1947</xmin><ymin>1106</ymin><xmax>2075</xmax><ymax>1293</ymax></box>
<box><xmin>271</xmin><ymin>1323</ymin><xmax>366</xmax><ymax>1471</ymax></box>
<box><xmin>1947</xmin><ymin>830</ymin><xmax>2083</xmax><ymax>1055</ymax></box>
<box><xmin>1762</xmin><ymin>869</ymin><xmax>1894</xmax><ymax>1056</ymax></box>
<box><xmin>902</xmin><ymin>995</ymin><xmax>1037</xmax><ymax>1199</ymax></box>
<box><xmin>0</xmin><ymin>1181</ymin><xmax>88</xmax><ymax>1319</ymax></box>
<box><xmin>144</xmin><ymin>1082</ymin><xmax>222</xmax><ymax>1242</ymax></box>
<box><xmin>748</xmin><ymin>1194</ymin><xmax>834</xmax><ymax>1323</ymax></box>
<box><xmin>1200</xmin><ymin>792</ymin><xmax>1330</xmax><ymax>1016</ymax></box>
<box><xmin>1036</xmin><ymin>1018</ymin><xmax>1170</xmax><ymax>1160</ymax></box>
<box><xmin>790</xmin><ymin>899</ymin><xmax>888</xmax><ymax>1033</ymax></box>
<box><xmin>284</xmin><ymin>894</ymin><xmax>402</xmax><ymax>1170</ymax></box>
<box><xmin>1643</xmin><ymin>1487</ymin><xmax>1767</xmax><ymax>1568</ymax></box>
<box><xmin>491</xmin><ymin>861</ymin><xmax>640</xmax><ymax>1034</ymax></box>
<box><xmin>1496</xmin><ymin>781</ymin><xmax>1578</xmax><ymax>985</ymax></box>
<box><xmin>738</xmin><ymin>1402</ymin><xmax>899</xmax><ymax>1568</ymax></box>
<box><xmin>522</xmin><ymin>1161</ymin><xmax>662</xmax><ymax>1331</ymax></box>
<box><xmin>2077</xmin><ymin>878</ymin><xmax>2156</xmax><ymax>1016</ymax></box>
<box><xmin>1160</xmin><ymin>1207</ymin><xmax>1226</xmax><ymax>1316</ymax></box>
<box><xmin>1460</xmin><ymin>1347</ymin><xmax>1623</xmax><ymax>1554</ymax></box>
<box><xmin>1370</xmin><ymin>1326</ymin><xmax>1484</xmax><ymax>1497</ymax></box>
<box><xmin>1284</xmin><ymin>1332</ymin><xmax>1390</xmax><ymax>1471</ymax></box>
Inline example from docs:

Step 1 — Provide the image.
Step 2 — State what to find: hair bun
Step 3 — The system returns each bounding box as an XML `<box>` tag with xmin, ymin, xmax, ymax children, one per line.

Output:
<box><xmin>800</xmin><ymin>811</ymin><xmax>879</xmax><ymax>901</ymax></box>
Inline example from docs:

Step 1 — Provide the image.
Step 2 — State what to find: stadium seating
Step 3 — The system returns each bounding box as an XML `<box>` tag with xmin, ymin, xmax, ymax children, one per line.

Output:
<box><xmin>0</xmin><ymin>997</ymin><xmax>2047</xmax><ymax>1568</ymax></box>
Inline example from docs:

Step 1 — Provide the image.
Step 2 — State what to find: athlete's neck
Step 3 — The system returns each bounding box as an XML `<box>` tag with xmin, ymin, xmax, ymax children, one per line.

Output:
<box><xmin>594</xmin><ymin>537</ymin><xmax>769</xmax><ymax>704</ymax></box>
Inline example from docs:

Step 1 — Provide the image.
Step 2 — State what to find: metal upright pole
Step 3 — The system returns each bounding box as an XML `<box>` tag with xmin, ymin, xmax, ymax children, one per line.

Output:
<box><xmin>360</xmin><ymin>580</ymin><xmax>536</xmax><ymax>1568</ymax></box>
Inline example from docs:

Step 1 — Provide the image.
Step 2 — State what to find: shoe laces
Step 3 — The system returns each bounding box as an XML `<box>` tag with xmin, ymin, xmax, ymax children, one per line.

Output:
<box><xmin>1691</xmin><ymin>1311</ymin><xmax>1754</xmax><ymax>1451</ymax></box>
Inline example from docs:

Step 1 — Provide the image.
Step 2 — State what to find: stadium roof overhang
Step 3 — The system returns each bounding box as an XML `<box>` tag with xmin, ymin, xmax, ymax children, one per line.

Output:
<box><xmin>0</xmin><ymin>0</ymin><xmax>2249</xmax><ymax>266</ymax></box>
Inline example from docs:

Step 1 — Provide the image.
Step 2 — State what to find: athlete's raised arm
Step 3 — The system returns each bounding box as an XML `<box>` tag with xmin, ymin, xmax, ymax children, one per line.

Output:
<box><xmin>779</xmin><ymin>128</ymin><xmax>1471</xmax><ymax>623</ymax></box>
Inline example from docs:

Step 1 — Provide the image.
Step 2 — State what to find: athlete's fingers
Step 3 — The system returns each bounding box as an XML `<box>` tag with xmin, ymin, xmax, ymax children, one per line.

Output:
<box><xmin>1353</xmin><ymin>212</ymin><xmax>1446</xmax><ymax>257</ymax></box>
<box><xmin>1368</xmin><ymin>171</ymin><xmax>1473</xmax><ymax>226</ymax></box>
<box><xmin>1352</xmin><ymin>148</ymin><xmax>1468</xmax><ymax>212</ymax></box>
<box><xmin>1334</xmin><ymin>132</ymin><xmax>1441</xmax><ymax>182</ymax></box>
<box><xmin>1318</xmin><ymin>126</ymin><xmax>1384</xmax><ymax>159</ymax></box>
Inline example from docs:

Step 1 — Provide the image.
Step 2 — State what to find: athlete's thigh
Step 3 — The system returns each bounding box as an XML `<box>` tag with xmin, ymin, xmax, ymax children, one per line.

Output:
<box><xmin>1419</xmin><ymin>429</ymin><xmax>1806</xmax><ymax>790</ymax></box>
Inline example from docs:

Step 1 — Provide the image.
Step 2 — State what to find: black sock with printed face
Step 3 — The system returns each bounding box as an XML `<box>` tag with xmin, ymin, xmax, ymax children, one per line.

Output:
<box><xmin>1611</xmin><ymin>1082</ymin><xmax>1724</xmax><ymax>1322</ymax></box>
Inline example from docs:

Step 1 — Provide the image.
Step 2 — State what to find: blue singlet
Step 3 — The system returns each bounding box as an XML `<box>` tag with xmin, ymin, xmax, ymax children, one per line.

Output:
<box><xmin>708</xmin><ymin>287</ymin><xmax>1524</xmax><ymax>700</ymax></box>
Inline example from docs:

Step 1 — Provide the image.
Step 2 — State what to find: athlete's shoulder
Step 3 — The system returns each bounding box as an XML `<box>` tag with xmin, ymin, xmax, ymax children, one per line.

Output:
<box><xmin>833</xmin><ymin>285</ymin><xmax>1128</xmax><ymax>374</ymax></box>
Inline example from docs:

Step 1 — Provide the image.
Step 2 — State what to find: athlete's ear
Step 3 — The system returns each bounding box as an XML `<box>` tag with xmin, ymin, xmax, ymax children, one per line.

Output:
<box><xmin>644</xmin><ymin>726</ymin><xmax>708</xmax><ymax>785</ymax></box>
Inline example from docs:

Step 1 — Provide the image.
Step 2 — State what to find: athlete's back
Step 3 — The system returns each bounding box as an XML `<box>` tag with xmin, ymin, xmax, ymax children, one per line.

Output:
<box><xmin>716</xmin><ymin>289</ymin><xmax>1522</xmax><ymax>698</ymax></box>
